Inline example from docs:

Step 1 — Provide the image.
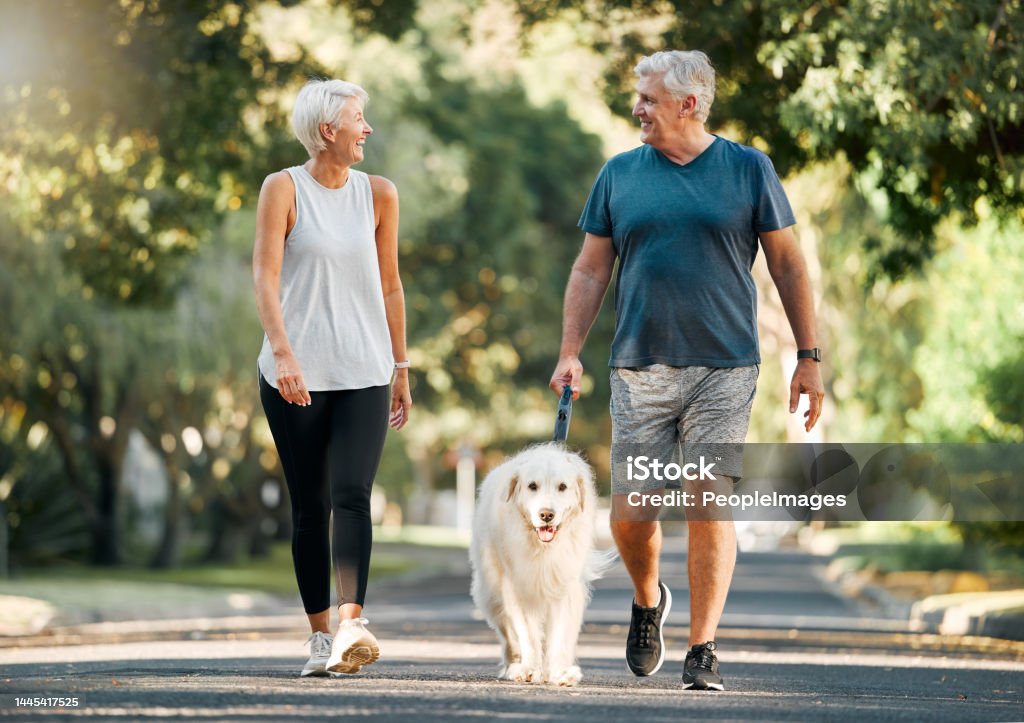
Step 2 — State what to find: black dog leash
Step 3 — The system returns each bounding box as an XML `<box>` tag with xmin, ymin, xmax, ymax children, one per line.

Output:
<box><xmin>552</xmin><ymin>384</ymin><xmax>573</xmax><ymax>442</ymax></box>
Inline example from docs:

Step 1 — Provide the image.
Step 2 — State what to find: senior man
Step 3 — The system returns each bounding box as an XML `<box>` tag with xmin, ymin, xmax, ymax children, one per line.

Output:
<box><xmin>550</xmin><ymin>50</ymin><xmax>824</xmax><ymax>691</ymax></box>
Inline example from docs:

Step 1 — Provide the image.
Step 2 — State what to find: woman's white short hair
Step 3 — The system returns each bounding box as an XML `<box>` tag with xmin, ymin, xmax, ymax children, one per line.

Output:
<box><xmin>291</xmin><ymin>78</ymin><xmax>369</xmax><ymax>158</ymax></box>
<box><xmin>635</xmin><ymin>50</ymin><xmax>716</xmax><ymax>123</ymax></box>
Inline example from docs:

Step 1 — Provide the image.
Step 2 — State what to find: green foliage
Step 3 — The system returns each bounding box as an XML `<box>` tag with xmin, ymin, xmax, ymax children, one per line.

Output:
<box><xmin>0</xmin><ymin>209</ymin><xmax>136</xmax><ymax>563</ymax></box>
<box><xmin>0</xmin><ymin>0</ymin><xmax>335</xmax><ymax>565</ymax></box>
<box><xmin>957</xmin><ymin>522</ymin><xmax>1024</xmax><ymax>555</ymax></box>
<box><xmin>0</xmin><ymin>424</ymin><xmax>91</xmax><ymax>569</ymax></box>
<box><xmin>0</xmin><ymin>0</ymin><xmax>308</xmax><ymax>304</ymax></box>
<box><xmin>0</xmin><ymin>0</ymin><xmax>612</xmax><ymax>556</ymax></box>
<box><xmin>345</xmin><ymin>0</ymin><xmax>420</xmax><ymax>39</ymax></box>
<box><xmin>984</xmin><ymin>344</ymin><xmax>1024</xmax><ymax>429</ymax></box>
<box><xmin>408</xmin><ymin>65</ymin><xmax>605</xmax><ymax>408</ymax></box>
<box><xmin>971</xmin><ymin>338</ymin><xmax>1024</xmax><ymax>549</ymax></box>
<box><xmin>904</xmin><ymin>219</ymin><xmax>1024</xmax><ymax>443</ymax></box>
<box><xmin>826</xmin><ymin>521</ymin><xmax>1023</xmax><ymax>574</ymax></box>
<box><xmin>513</xmin><ymin>0</ymin><xmax>1024</xmax><ymax>279</ymax></box>
<box><xmin>402</xmin><ymin>74</ymin><xmax>612</xmax><ymax>484</ymax></box>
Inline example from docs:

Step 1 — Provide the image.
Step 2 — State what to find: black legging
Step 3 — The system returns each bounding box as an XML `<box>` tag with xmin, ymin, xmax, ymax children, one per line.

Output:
<box><xmin>259</xmin><ymin>374</ymin><xmax>390</xmax><ymax>612</ymax></box>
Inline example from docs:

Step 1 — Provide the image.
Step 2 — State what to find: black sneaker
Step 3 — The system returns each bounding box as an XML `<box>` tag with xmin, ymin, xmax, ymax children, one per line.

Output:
<box><xmin>625</xmin><ymin>581</ymin><xmax>672</xmax><ymax>676</ymax></box>
<box><xmin>682</xmin><ymin>640</ymin><xmax>724</xmax><ymax>690</ymax></box>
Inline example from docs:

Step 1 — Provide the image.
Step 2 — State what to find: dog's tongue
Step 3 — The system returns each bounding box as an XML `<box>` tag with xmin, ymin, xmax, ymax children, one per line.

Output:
<box><xmin>536</xmin><ymin>525</ymin><xmax>556</xmax><ymax>542</ymax></box>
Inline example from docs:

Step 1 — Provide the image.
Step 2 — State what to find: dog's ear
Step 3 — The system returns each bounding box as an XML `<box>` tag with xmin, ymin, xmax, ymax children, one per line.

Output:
<box><xmin>576</xmin><ymin>476</ymin><xmax>586</xmax><ymax>511</ymax></box>
<box><xmin>506</xmin><ymin>474</ymin><xmax>519</xmax><ymax>502</ymax></box>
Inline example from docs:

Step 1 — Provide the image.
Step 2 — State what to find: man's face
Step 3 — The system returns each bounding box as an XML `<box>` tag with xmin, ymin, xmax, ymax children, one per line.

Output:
<box><xmin>632</xmin><ymin>73</ymin><xmax>685</xmax><ymax>148</ymax></box>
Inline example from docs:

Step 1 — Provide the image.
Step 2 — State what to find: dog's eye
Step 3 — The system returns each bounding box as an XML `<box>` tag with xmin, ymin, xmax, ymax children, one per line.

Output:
<box><xmin>528</xmin><ymin>482</ymin><xmax>538</xmax><ymax>491</ymax></box>
<box><xmin>558</xmin><ymin>483</ymin><xmax>568</xmax><ymax>492</ymax></box>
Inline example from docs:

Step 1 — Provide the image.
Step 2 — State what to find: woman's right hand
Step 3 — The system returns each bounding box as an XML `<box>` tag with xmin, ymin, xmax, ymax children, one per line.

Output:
<box><xmin>275</xmin><ymin>352</ymin><xmax>312</xmax><ymax>406</ymax></box>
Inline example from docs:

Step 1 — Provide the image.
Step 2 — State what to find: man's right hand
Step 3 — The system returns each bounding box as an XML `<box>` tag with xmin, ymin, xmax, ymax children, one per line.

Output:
<box><xmin>275</xmin><ymin>351</ymin><xmax>312</xmax><ymax>406</ymax></box>
<box><xmin>549</xmin><ymin>355</ymin><xmax>584</xmax><ymax>400</ymax></box>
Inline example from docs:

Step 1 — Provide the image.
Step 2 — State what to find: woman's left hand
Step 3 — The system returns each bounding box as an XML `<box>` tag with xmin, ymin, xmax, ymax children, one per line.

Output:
<box><xmin>389</xmin><ymin>371</ymin><xmax>412</xmax><ymax>430</ymax></box>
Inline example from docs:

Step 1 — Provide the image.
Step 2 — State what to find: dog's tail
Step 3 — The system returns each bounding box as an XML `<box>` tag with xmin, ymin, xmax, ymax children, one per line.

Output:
<box><xmin>583</xmin><ymin>547</ymin><xmax>619</xmax><ymax>583</ymax></box>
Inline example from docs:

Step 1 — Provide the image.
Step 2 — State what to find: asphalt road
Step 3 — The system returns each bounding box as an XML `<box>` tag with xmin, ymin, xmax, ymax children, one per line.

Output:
<box><xmin>2</xmin><ymin>537</ymin><xmax>1022</xmax><ymax>722</ymax></box>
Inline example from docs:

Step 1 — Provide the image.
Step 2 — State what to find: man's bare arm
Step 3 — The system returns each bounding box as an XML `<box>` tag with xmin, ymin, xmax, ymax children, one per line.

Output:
<box><xmin>760</xmin><ymin>226</ymin><xmax>824</xmax><ymax>431</ymax></box>
<box><xmin>550</xmin><ymin>233</ymin><xmax>617</xmax><ymax>399</ymax></box>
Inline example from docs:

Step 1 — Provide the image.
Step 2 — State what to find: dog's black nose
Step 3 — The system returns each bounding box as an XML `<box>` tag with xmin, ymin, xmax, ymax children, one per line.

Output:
<box><xmin>539</xmin><ymin>509</ymin><xmax>555</xmax><ymax>524</ymax></box>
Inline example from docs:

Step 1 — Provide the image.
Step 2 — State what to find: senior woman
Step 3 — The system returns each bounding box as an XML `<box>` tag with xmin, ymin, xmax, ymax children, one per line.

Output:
<box><xmin>253</xmin><ymin>78</ymin><xmax>411</xmax><ymax>678</ymax></box>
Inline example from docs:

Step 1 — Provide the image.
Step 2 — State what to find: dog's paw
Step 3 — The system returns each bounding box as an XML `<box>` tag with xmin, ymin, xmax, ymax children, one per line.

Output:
<box><xmin>550</xmin><ymin>665</ymin><xmax>582</xmax><ymax>687</ymax></box>
<box><xmin>502</xmin><ymin>662</ymin><xmax>542</xmax><ymax>683</ymax></box>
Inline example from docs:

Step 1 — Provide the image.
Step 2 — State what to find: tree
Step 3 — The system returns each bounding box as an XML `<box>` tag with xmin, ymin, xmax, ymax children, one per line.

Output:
<box><xmin>0</xmin><ymin>0</ymin><xmax>317</xmax><ymax>564</ymax></box>
<box><xmin>984</xmin><ymin>346</ymin><xmax>1024</xmax><ymax>435</ymax></box>
<box><xmin>385</xmin><ymin>61</ymin><xmax>611</xmax><ymax>499</ymax></box>
<box><xmin>0</xmin><ymin>216</ymin><xmax>140</xmax><ymax>564</ymax></box>
<box><xmin>508</xmin><ymin>0</ymin><xmax>1023</xmax><ymax>279</ymax></box>
<box><xmin>0</xmin><ymin>0</ymin><xmax>317</xmax><ymax>304</ymax></box>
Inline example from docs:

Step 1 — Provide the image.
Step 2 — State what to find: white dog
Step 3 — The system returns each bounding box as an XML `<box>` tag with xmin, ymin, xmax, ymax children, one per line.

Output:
<box><xmin>470</xmin><ymin>443</ymin><xmax>610</xmax><ymax>687</ymax></box>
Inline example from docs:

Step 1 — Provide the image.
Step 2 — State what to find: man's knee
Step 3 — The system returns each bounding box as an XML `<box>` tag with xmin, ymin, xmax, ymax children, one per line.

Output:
<box><xmin>683</xmin><ymin>475</ymin><xmax>736</xmax><ymax>522</ymax></box>
<box><xmin>686</xmin><ymin>518</ymin><xmax>736</xmax><ymax>535</ymax></box>
<box><xmin>611</xmin><ymin>490</ymin><xmax>665</xmax><ymax>523</ymax></box>
<box><xmin>611</xmin><ymin>518</ymin><xmax>659</xmax><ymax>545</ymax></box>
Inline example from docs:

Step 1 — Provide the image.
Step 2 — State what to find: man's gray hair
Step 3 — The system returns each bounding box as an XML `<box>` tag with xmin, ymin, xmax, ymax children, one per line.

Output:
<box><xmin>634</xmin><ymin>50</ymin><xmax>716</xmax><ymax>123</ymax></box>
<box><xmin>291</xmin><ymin>78</ymin><xmax>369</xmax><ymax>158</ymax></box>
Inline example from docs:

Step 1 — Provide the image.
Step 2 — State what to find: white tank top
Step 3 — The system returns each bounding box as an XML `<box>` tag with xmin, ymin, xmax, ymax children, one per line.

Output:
<box><xmin>258</xmin><ymin>166</ymin><xmax>394</xmax><ymax>391</ymax></box>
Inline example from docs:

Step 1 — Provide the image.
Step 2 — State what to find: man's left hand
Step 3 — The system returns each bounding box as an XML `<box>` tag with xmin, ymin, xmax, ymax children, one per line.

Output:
<box><xmin>789</xmin><ymin>360</ymin><xmax>824</xmax><ymax>432</ymax></box>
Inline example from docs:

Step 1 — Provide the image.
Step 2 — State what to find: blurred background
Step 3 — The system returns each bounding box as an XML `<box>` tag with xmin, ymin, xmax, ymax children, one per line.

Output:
<box><xmin>0</xmin><ymin>0</ymin><xmax>1021</xmax><ymax>606</ymax></box>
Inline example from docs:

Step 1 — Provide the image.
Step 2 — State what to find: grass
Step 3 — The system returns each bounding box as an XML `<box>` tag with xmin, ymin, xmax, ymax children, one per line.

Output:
<box><xmin>0</xmin><ymin>530</ymin><xmax>470</xmax><ymax>628</ymax></box>
<box><xmin>373</xmin><ymin>524</ymin><xmax>470</xmax><ymax>548</ymax></box>
<box><xmin>2</xmin><ymin>540</ymin><xmax>416</xmax><ymax>596</ymax></box>
<box><xmin>819</xmin><ymin>522</ymin><xmax>1024</xmax><ymax>577</ymax></box>
<box><xmin>833</xmin><ymin>544</ymin><xmax>970</xmax><ymax>575</ymax></box>
<box><xmin>815</xmin><ymin>521</ymin><xmax>962</xmax><ymax>547</ymax></box>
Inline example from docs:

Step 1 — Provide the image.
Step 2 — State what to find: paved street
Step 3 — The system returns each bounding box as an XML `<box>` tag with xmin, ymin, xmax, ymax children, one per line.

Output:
<box><xmin>2</xmin><ymin>537</ymin><xmax>1022</xmax><ymax>721</ymax></box>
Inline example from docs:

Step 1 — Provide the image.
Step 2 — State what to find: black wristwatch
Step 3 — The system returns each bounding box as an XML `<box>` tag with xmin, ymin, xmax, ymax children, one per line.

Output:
<box><xmin>797</xmin><ymin>348</ymin><xmax>821</xmax><ymax>362</ymax></box>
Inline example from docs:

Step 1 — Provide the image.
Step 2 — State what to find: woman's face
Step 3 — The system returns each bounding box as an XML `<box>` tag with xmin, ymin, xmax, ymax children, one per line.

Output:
<box><xmin>325</xmin><ymin>99</ymin><xmax>373</xmax><ymax>164</ymax></box>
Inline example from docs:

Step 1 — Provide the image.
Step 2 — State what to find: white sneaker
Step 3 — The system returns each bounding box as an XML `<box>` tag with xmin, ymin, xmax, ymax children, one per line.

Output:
<box><xmin>300</xmin><ymin>631</ymin><xmax>334</xmax><ymax>677</ymax></box>
<box><xmin>326</xmin><ymin>617</ymin><xmax>380</xmax><ymax>674</ymax></box>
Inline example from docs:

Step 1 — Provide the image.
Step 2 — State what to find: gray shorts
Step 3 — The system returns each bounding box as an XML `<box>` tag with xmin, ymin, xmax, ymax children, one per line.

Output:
<box><xmin>610</xmin><ymin>364</ymin><xmax>759</xmax><ymax>495</ymax></box>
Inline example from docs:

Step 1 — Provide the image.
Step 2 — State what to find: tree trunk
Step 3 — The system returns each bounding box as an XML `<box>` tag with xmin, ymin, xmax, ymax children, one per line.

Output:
<box><xmin>271</xmin><ymin>474</ymin><xmax>292</xmax><ymax>542</ymax></box>
<box><xmin>406</xmin><ymin>446</ymin><xmax>436</xmax><ymax>525</ymax></box>
<box><xmin>149</xmin><ymin>455</ymin><xmax>182</xmax><ymax>569</ymax></box>
<box><xmin>90</xmin><ymin>438</ymin><xmax>129</xmax><ymax>565</ymax></box>
<box><xmin>203</xmin><ymin>497</ymin><xmax>248</xmax><ymax>563</ymax></box>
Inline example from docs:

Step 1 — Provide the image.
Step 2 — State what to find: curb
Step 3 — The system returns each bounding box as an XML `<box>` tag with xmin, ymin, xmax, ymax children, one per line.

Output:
<box><xmin>0</xmin><ymin>614</ymin><xmax>307</xmax><ymax>649</ymax></box>
<box><xmin>801</xmin><ymin>529</ymin><xmax>1024</xmax><ymax>642</ymax></box>
<box><xmin>0</xmin><ymin>544</ymin><xmax>471</xmax><ymax>643</ymax></box>
<box><xmin>817</xmin><ymin>559</ymin><xmax>918</xmax><ymax>625</ymax></box>
<box><xmin>911</xmin><ymin>591</ymin><xmax>1024</xmax><ymax>640</ymax></box>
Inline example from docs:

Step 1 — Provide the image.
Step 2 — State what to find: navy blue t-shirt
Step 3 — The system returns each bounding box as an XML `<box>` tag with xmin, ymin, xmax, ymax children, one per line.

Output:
<box><xmin>578</xmin><ymin>137</ymin><xmax>796</xmax><ymax>368</ymax></box>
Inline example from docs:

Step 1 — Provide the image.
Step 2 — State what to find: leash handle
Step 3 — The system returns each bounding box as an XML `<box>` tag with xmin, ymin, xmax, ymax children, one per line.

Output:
<box><xmin>553</xmin><ymin>384</ymin><xmax>573</xmax><ymax>442</ymax></box>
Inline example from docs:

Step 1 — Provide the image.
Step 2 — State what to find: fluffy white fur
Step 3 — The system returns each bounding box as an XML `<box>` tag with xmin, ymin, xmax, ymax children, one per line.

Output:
<box><xmin>470</xmin><ymin>443</ymin><xmax>611</xmax><ymax>687</ymax></box>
